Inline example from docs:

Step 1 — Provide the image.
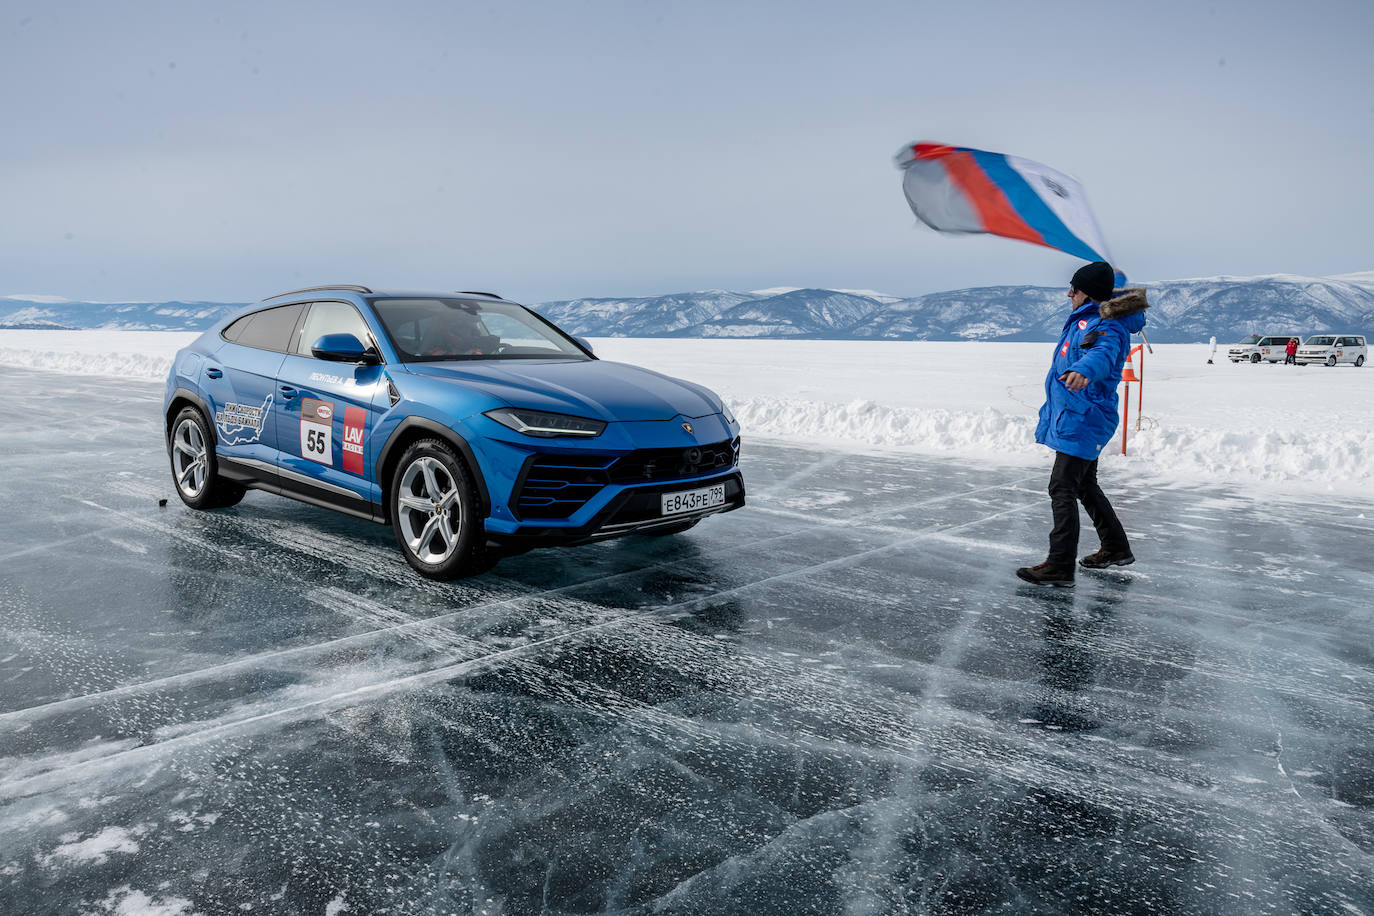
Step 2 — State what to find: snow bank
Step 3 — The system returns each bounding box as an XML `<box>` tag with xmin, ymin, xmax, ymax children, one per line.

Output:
<box><xmin>731</xmin><ymin>397</ymin><xmax>1038</xmax><ymax>463</ymax></box>
<box><xmin>2</xmin><ymin>331</ymin><xmax>1371</xmax><ymax>497</ymax></box>
<box><xmin>0</xmin><ymin>330</ymin><xmax>191</xmax><ymax>380</ymax></box>
<box><xmin>591</xmin><ymin>338</ymin><xmax>1374</xmax><ymax>497</ymax></box>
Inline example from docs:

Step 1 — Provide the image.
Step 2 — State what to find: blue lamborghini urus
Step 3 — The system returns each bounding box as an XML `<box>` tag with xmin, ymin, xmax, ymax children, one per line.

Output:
<box><xmin>163</xmin><ymin>285</ymin><xmax>745</xmax><ymax>578</ymax></box>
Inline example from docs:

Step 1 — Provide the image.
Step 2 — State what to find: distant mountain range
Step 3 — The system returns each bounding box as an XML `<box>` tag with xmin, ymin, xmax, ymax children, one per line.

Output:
<box><xmin>4</xmin><ymin>273</ymin><xmax>1372</xmax><ymax>343</ymax></box>
<box><xmin>534</xmin><ymin>274</ymin><xmax>1374</xmax><ymax>343</ymax></box>
<box><xmin>0</xmin><ymin>298</ymin><xmax>233</xmax><ymax>332</ymax></box>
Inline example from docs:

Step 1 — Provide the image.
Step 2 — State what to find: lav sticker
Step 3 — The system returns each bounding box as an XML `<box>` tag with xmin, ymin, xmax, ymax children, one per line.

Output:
<box><xmin>342</xmin><ymin>406</ymin><xmax>366</xmax><ymax>474</ymax></box>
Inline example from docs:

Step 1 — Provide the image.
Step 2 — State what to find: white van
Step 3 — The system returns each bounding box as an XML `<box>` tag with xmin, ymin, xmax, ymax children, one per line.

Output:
<box><xmin>1295</xmin><ymin>335</ymin><xmax>1367</xmax><ymax>367</ymax></box>
<box><xmin>1228</xmin><ymin>334</ymin><xmax>1301</xmax><ymax>363</ymax></box>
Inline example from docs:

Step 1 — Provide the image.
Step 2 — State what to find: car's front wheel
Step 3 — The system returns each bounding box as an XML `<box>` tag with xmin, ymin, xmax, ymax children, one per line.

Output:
<box><xmin>1356</xmin><ymin>355</ymin><xmax>1365</xmax><ymax>367</ymax></box>
<box><xmin>1250</xmin><ymin>352</ymin><xmax>1261</xmax><ymax>363</ymax></box>
<box><xmin>1326</xmin><ymin>355</ymin><xmax>1337</xmax><ymax>367</ymax></box>
<box><xmin>169</xmin><ymin>407</ymin><xmax>245</xmax><ymax>509</ymax></box>
<box><xmin>389</xmin><ymin>439</ymin><xmax>487</xmax><ymax>579</ymax></box>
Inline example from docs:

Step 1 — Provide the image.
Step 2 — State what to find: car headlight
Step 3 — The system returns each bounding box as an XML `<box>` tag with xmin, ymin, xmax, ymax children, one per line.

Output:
<box><xmin>484</xmin><ymin>407</ymin><xmax>606</xmax><ymax>438</ymax></box>
<box><xmin>719</xmin><ymin>401</ymin><xmax>737</xmax><ymax>425</ymax></box>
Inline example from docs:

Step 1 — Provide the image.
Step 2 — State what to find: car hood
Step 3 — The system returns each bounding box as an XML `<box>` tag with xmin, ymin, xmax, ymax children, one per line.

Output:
<box><xmin>404</xmin><ymin>359</ymin><xmax>721</xmax><ymax>422</ymax></box>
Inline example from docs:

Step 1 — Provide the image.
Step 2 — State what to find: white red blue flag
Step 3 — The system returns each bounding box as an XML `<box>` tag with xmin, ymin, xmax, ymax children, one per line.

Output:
<box><xmin>895</xmin><ymin>141</ymin><xmax>1125</xmax><ymax>287</ymax></box>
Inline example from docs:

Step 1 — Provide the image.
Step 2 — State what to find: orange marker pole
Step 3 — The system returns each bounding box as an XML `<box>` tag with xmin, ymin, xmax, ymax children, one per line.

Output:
<box><xmin>1121</xmin><ymin>379</ymin><xmax>1130</xmax><ymax>455</ymax></box>
<box><xmin>1120</xmin><ymin>354</ymin><xmax>1140</xmax><ymax>455</ymax></box>
<box><xmin>1137</xmin><ymin>345</ymin><xmax>1145</xmax><ymax>431</ymax></box>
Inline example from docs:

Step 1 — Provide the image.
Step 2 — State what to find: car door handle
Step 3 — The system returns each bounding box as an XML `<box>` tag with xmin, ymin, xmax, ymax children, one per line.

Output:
<box><xmin>205</xmin><ymin>367</ymin><xmax>222</xmax><ymax>379</ymax></box>
<box><xmin>279</xmin><ymin>385</ymin><xmax>297</xmax><ymax>400</ymax></box>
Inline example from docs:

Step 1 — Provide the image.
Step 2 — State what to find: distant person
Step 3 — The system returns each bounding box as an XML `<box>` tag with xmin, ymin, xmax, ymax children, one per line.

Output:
<box><xmin>1208</xmin><ymin>335</ymin><xmax>1216</xmax><ymax>365</ymax></box>
<box><xmin>1285</xmin><ymin>337</ymin><xmax>1298</xmax><ymax>365</ymax></box>
<box><xmin>1017</xmin><ymin>261</ymin><xmax>1149</xmax><ymax>588</ymax></box>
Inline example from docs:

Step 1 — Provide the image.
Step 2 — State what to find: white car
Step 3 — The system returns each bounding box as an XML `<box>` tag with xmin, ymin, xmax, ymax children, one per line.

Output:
<box><xmin>1228</xmin><ymin>334</ymin><xmax>1301</xmax><ymax>363</ymax></box>
<box><xmin>1295</xmin><ymin>334</ymin><xmax>1367</xmax><ymax>367</ymax></box>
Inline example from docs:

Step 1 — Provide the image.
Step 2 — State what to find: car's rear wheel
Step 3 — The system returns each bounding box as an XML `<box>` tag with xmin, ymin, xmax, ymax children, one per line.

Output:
<box><xmin>1326</xmin><ymin>355</ymin><xmax>1337</xmax><ymax>367</ymax></box>
<box><xmin>169</xmin><ymin>407</ymin><xmax>245</xmax><ymax>509</ymax></box>
<box><xmin>1356</xmin><ymin>355</ymin><xmax>1365</xmax><ymax>367</ymax></box>
<box><xmin>390</xmin><ymin>439</ymin><xmax>488</xmax><ymax>579</ymax></box>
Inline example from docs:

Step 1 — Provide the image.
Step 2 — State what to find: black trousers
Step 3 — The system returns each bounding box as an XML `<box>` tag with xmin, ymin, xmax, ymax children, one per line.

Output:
<box><xmin>1047</xmin><ymin>451</ymin><xmax>1130</xmax><ymax>565</ymax></box>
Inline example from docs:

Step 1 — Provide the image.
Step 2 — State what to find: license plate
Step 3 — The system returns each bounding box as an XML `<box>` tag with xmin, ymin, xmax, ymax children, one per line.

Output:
<box><xmin>661</xmin><ymin>483</ymin><xmax>726</xmax><ymax>517</ymax></box>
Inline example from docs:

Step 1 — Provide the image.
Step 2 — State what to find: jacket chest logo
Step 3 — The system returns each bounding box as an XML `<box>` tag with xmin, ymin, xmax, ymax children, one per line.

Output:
<box><xmin>1078</xmin><ymin>320</ymin><xmax>1088</xmax><ymax>330</ymax></box>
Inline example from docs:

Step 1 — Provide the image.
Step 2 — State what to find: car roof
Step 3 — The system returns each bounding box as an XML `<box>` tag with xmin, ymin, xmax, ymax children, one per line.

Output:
<box><xmin>368</xmin><ymin>289</ymin><xmax>510</xmax><ymax>301</ymax></box>
<box><xmin>257</xmin><ymin>285</ymin><xmax>511</xmax><ymax>305</ymax></box>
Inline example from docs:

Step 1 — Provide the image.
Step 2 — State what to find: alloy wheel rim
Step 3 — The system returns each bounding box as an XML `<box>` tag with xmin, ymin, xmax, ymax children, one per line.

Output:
<box><xmin>172</xmin><ymin>419</ymin><xmax>208</xmax><ymax>497</ymax></box>
<box><xmin>397</xmin><ymin>456</ymin><xmax>462</xmax><ymax>563</ymax></box>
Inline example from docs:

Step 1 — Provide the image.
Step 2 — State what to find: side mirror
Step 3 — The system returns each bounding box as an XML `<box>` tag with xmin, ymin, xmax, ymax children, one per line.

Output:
<box><xmin>311</xmin><ymin>333</ymin><xmax>380</xmax><ymax>364</ymax></box>
<box><xmin>574</xmin><ymin>336</ymin><xmax>594</xmax><ymax>355</ymax></box>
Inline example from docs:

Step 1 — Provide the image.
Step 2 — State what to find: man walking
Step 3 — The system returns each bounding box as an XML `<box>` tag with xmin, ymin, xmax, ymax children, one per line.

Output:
<box><xmin>1017</xmin><ymin>261</ymin><xmax>1149</xmax><ymax>588</ymax></box>
<box><xmin>1284</xmin><ymin>336</ymin><xmax>1298</xmax><ymax>365</ymax></box>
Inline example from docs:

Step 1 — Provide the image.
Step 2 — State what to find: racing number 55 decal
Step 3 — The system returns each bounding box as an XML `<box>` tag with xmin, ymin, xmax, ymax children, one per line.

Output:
<box><xmin>300</xmin><ymin>398</ymin><xmax>334</xmax><ymax>465</ymax></box>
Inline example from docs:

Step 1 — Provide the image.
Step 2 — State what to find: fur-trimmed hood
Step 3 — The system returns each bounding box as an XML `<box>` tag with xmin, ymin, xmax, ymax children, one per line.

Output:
<box><xmin>1099</xmin><ymin>287</ymin><xmax>1149</xmax><ymax>320</ymax></box>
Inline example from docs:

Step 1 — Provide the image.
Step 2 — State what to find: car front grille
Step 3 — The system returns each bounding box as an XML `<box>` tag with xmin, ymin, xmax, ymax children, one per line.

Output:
<box><xmin>513</xmin><ymin>439</ymin><xmax>739</xmax><ymax>520</ymax></box>
<box><xmin>608</xmin><ymin>440</ymin><xmax>738</xmax><ymax>483</ymax></box>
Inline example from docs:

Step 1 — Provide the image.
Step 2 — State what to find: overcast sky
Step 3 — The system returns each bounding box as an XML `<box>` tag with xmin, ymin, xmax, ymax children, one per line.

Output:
<box><xmin>3</xmin><ymin>0</ymin><xmax>1371</xmax><ymax>303</ymax></box>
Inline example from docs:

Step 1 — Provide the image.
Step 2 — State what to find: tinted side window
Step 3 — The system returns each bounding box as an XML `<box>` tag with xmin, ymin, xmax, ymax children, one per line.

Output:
<box><xmin>221</xmin><ymin>314</ymin><xmax>253</xmax><ymax>342</ymax></box>
<box><xmin>296</xmin><ymin>301</ymin><xmax>377</xmax><ymax>357</ymax></box>
<box><xmin>234</xmin><ymin>304</ymin><xmax>306</xmax><ymax>352</ymax></box>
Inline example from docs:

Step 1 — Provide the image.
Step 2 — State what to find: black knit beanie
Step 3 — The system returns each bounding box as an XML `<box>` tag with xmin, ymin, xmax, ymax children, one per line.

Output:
<box><xmin>1071</xmin><ymin>261</ymin><xmax>1116</xmax><ymax>302</ymax></box>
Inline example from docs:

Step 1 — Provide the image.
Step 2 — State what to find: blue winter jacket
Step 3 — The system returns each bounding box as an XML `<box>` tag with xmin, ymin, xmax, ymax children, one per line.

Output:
<box><xmin>1034</xmin><ymin>288</ymin><xmax>1150</xmax><ymax>460</ymax></box>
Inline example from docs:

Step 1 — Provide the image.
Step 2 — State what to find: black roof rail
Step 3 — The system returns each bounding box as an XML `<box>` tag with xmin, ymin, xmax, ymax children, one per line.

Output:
<box><xmin>267</xmin><ymin>284</ymin><xmax>373</xmax><ymax>299</ymax></box>
<box><xmin>455</xmin><ymin>290</ymin><xmax>503</xmax><ymax>299</ymax></box>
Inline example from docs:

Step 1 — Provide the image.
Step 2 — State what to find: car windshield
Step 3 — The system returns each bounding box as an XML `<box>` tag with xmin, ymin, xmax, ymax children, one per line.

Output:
<box><xmin>1237</xmin><ymin>335</ymin><xmax>1260</xmax><ymax>345</ymax></box>
<box><xmin>370</xmin><ymin>298</ymin><xmax>590</xmax><ymax>362</ymax></box>
<box><xmin>1306</xmin><ymin>336</ymin><xmax>1336</xmax><ymax>346</ymax></box>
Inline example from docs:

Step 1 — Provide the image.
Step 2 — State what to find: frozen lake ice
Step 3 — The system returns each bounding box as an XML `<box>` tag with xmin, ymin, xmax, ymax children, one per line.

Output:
<box><xmin>1</xmin><ymin>368</ymin><xmax>1372</xmax><ymax>914</ymax></box>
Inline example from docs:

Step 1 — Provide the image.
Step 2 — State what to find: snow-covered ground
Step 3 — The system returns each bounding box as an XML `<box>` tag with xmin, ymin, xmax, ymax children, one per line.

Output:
<box><xmin>2</xmin><ymin>329</ymin><xmax>1370</xmax><ymax>497</ymax></box>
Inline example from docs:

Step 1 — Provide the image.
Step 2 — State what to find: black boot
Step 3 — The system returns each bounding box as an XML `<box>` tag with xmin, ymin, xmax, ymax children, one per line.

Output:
<box><xmin>1016</xmin><ymin>562</ymin><xmax>1075</xmax><ymax>588</ymax></box>
<box><xmin>1080</xmin><ymin>548</ymin><xmax>1135</xmax><ymax>569</ymax></box>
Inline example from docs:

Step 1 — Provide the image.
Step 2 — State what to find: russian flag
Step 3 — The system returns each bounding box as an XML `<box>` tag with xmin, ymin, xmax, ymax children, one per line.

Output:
<box><xmin>895</xmin><ymin>142</ymin><xmax>1125</xmax><ymax>287</ymax></box>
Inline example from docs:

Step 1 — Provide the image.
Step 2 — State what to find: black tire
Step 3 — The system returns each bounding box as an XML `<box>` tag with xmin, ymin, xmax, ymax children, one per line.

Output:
<box><xmin>1250</xmin><ymin>352</ymin><xmax>1261</xmax><ymax>363</ymax></box>
<box><xmin>168</xmin><ymin>406</ymin><xmax>245</xmax><ymax>509</ymax></box>
<box><xmin>1356</xmin><ymin>355</ymin><xmax>1365</xmax><ymax>367</ymax></box>
<box><xmin>389</xmin><ymin>438</ymin><xmax>489</xmax><ymax>579</ymax></box>
<box><xmin>1326</xmin><ymin>355</ymin><xmax>1337</xmax><ymax>367</ymax></box>
<box><xmin>638</xmin><ymin>519</ymin><xmax>701</xmax><ymax>537</ymax></box>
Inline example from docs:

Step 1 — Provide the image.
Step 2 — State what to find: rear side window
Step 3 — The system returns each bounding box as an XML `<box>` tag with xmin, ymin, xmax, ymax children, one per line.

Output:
<box><xmin>295</xmin><ymin>301</ymin><xmax>377</xmax><ymax>357</ymax></box>
<box><xmin>232</xmin><ymin>304</ymin><xmax>306</xmax><ymax>352</ymax></box>
<box><xmin>221</xmin><ymin>314</ymin><xmax>252</xmax><ymax>342</ymax></box>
